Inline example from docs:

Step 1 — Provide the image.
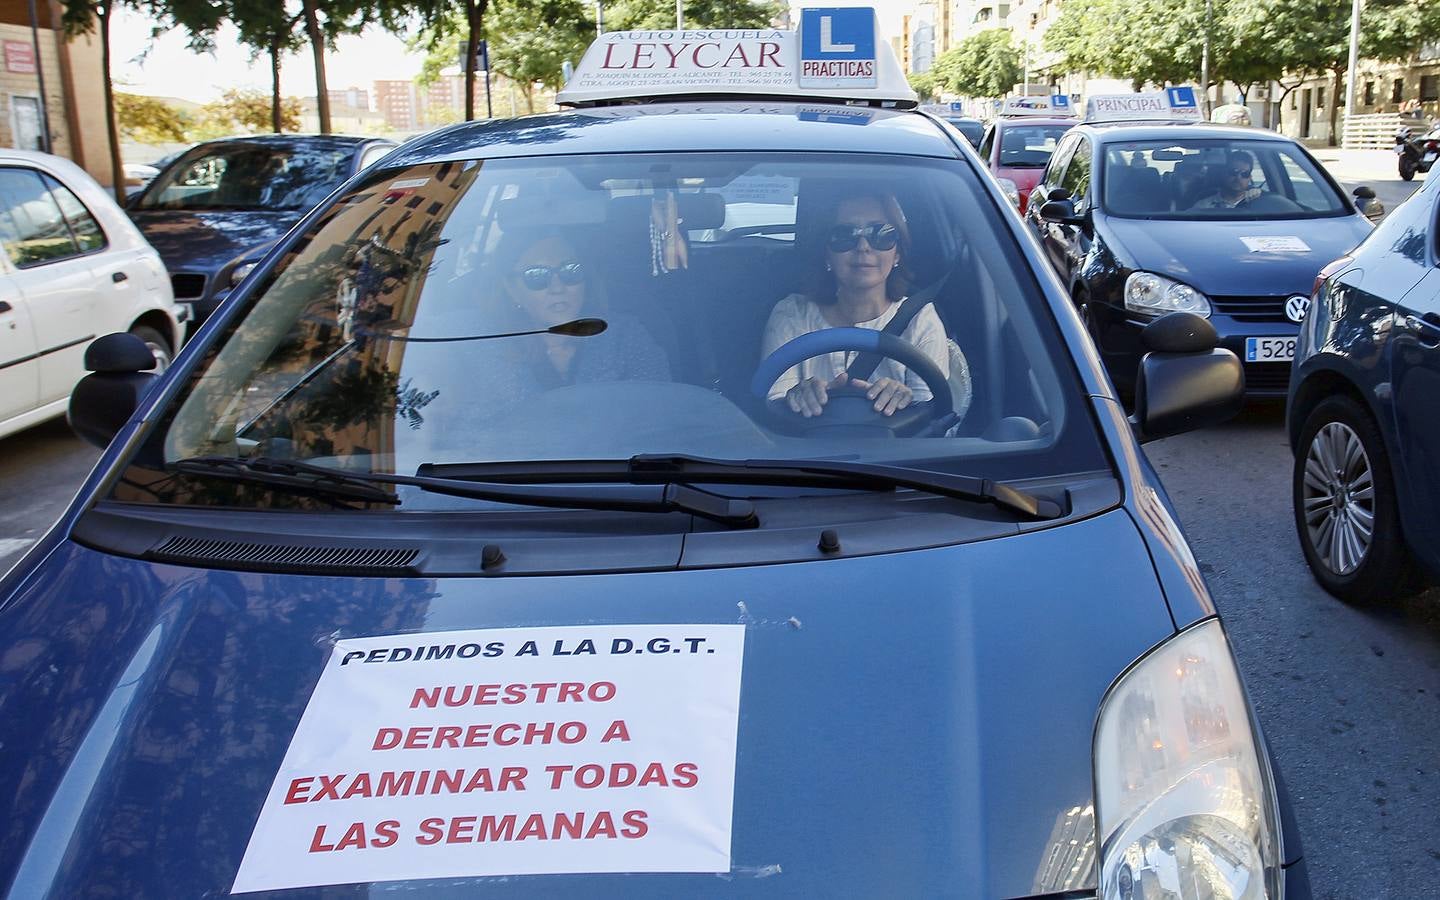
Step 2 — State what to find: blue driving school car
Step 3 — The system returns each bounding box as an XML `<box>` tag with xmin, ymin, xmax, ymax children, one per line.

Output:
<box><xmin>1</xmin><ymin>11</ymin><xmax>1308</xmax><ymax>899</ymax></box>
<box><xmin>1025</xmin><ymin>96</ymin><xmax>1380</xmax><ymax>398</ymax></box>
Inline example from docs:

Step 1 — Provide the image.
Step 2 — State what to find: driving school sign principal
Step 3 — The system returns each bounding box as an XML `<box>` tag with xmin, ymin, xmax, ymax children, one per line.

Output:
<box><xmin>231</xmin><ymin>624</ymin><xmax>745</xmax><ymax>893</ymax></box>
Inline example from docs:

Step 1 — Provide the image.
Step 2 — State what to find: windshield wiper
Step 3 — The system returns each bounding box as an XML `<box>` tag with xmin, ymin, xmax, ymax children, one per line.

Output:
<box><xmin>418</xmin><ymin>454</ymin><xmax>1065</xmax><ymax>521</ymax></box>
<box><xmin>170</xmin><ymin>456</ymin><xmax>757</xmax><ymax>527</ymax></box>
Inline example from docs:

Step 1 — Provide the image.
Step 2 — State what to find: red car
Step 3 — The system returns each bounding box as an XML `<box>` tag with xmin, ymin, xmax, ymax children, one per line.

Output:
<box><xmin>978</xmin><ymin>115</ymin><xmax>1077</xmax><ymax>214</ymax></box>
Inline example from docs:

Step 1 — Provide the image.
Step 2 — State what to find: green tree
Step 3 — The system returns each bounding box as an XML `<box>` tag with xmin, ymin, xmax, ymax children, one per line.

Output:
<box><xmin>488</xmin><ymin>0</ymin><xmax>592</xmax><ymax>112</ymax></box>
<box><xmin>607</xmin><ymin>0</ymin><xmax>783</xmax><ymax>30</ymax></box>
<box><xmin>407</xmin><ymin>1</ymin><xmax>496</xmax><ymax>120</ymax></box>
<box><xmin>115</xmin><ymin>92</ymin><xmax>192</xmax><ymax>142</ymax></box>
<box><xmin>196</xmin><ymin>88</ymin><xmax>301</xmax><ymax>138</ymax></box>
<box><xmin>933</xmin><ymin>28</ymin><xmax>1023</xmax><ymax>99</ymax></box>
<box><xmin>908</xmin><ymin>71</ymin><xmax>939</xmax><ymax>103</ymax></box>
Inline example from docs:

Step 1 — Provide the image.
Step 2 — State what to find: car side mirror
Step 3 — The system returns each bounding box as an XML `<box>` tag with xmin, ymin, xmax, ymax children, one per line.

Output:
<box><xmin>1039</xmin><ymin>199</ymin><xmax>1088</xmax><ymax>228</ymax></box>
<box><xmin>68</xmin><ymin>332</ymin><xmax>158</xmax><ymax>449</ymax></box>
<box><xmin>1128</xmin><ymin>313</ymin><xmax>1244</xmax><ymax>442</ymax></box>
<box><xmin>1046</xmin><ymin>187</ymin><xmax>1072</xmax><ymax>202</ymax></box>
<box><xmin>1351</xmin><ymin>186</ymin><xmax>1384</xmax><ymax>222</ymax></box>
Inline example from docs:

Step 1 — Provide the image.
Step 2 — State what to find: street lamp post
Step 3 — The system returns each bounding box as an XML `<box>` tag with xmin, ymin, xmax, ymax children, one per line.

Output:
<box><xmin>676</xmin><ymin>1</ymin><xmax>683</xmax><ymax>30</ymax></box>
<box><xmin>596</xmin><ymin>1</ymin><xmax>604</xmax><ymax>36</ymax></box>
<box><xmin>1200</xmin><ymin>0</ymin><xmax>1211</xmax><ymax>117</ymax></box>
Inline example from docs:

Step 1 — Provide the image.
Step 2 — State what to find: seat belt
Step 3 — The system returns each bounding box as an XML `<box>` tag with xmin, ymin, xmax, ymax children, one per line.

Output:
<box><xmin>844</xmin><ymin>275</ymin><xmax>946</xmax><ymax>384</ymax></box>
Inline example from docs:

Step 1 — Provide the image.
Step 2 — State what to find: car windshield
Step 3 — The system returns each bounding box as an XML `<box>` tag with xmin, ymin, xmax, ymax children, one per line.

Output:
<box><xmin>946</xmin><ymin>118</ymin><xmax>984</xmax><ymax>146</ymax></box>
<box><xmin>135</xmin><ymin>143</ymin><xmax>353</xmax><ymax>212</ymax></box>
<box><xmin>998</xmin><ymin>124</ymin><xmax>1072</xmax><ymax>167</ymax></box>
<box><xmin>110</xmin><ymin>151</ymin><xmax>1108</xmax><ymax>511</ymax></box>
<box><xmin>1101</xmin><ymin>138</ymin><xmax>1350</xmax><ymax>219</ymax></box>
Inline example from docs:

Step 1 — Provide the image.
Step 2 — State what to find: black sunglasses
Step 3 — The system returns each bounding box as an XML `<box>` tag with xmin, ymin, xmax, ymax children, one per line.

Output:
<box><xmin>515</xmin><ymin>262</ymin><xmax>584</xmax><ymax>291</ymax></box>
<box><xmin>826</xmin><ymin>223</ymin><xmax>899</xmax><ymax>253</ymax></box>
<box><xmin>1228</xmin><ymin>168</ymin><xmax>1253</xmax><ymax>178</ymax></box>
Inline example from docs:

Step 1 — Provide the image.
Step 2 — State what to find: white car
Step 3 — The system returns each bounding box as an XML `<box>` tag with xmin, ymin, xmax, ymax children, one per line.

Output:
<box><xmin>0</xmin><ymin>149</ymin><xmax>183</xmax><ymax>441</ymax></box>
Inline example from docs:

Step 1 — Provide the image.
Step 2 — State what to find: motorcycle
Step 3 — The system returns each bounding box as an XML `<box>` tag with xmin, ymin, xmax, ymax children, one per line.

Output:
<box><xmin>1396</xmin><ymin>121</ymin><xmax>1440</xmax><ymax>181</ymax></box>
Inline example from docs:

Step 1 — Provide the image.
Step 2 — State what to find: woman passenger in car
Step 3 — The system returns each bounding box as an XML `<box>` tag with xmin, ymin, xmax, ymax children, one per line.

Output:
<box><xmin>482</xmin><ymin>229</ymin><xmax>670</xmax><ymax>397</ymax></box>
<box><xmin>761</xmin><ymin>191</ymin><xmax>950</xmax><ymax>417</ymax></box>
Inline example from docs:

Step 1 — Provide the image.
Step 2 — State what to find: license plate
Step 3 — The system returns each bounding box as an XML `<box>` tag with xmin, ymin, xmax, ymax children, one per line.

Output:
<box><xmin>1245</xmin><ymin>336</ymin><xmax>1295</xmax><ymax>362</ymax></box>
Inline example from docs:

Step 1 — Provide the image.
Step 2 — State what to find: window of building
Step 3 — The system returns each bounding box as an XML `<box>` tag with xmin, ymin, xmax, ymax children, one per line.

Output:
<box><xmin>1364</xmin><ymin>81</ymin><xmax>1374</xmax><ymax>105</ymax></box>
<box><xmin>1290</xmin><ymin>92</ymin><xmax>1297</xmax><ymax>110</ymax></box>
<box><xmin>1422</xmin><ymin>75</ymin><xmax>1439</xmax><ymax>102</ymax></box>
<box><xmin>1393</xmin><ymin>78</ymin><xmax>1404</xmax><ymax>103</ymax></box>
<box><xmin>1317</xmin><ymin>87</ymin><xmax>1325</xmax><ymax>108</ymax></box>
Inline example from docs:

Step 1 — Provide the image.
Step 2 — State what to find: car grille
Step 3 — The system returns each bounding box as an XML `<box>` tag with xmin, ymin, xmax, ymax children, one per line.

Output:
<box><xmin>1211</xmin><ymin>295</ymin><xmax>1292</xmax><ymax>323</ymax></box>
<box><xmin>1244</xmin><ymin>362</ymin><xmax>1292</xmax><ymax>394</ymax></box>
<box><xmin>171</xmin><ymin>273</ymin><xmax>207</xmax><ymax>299</ymax></box>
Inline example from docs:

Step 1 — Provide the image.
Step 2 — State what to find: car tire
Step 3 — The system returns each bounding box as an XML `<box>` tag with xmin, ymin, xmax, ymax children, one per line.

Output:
<box><xmin>1292</xmin><ymin>394</ymin><xmax>1419</xmax><ymax>603</ymax></box>
<box><xmin>129</xmin><ymin>325</ymin><xmax>173</xmax><ymax>374</ymax></box>
<box><xmin>1399</xmin><ymin>157</ymin><xmax>1416</xmax><ymax>181</ymax></box>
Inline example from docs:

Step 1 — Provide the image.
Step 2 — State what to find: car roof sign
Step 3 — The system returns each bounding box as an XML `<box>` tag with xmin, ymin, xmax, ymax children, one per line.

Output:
<box><xmin>998</xmin><ymin>95</ymin><xmax>1077</xmax><ymax>117</ymax></box>
<box><xmin>556</xmin><ymin>7</ymin><xmax>916</xmax><ymax>108</ymax></box>
<box><xmin>1084</xmin><ymin>88</ymin><xmax>1204</xmax><ymax>123</ymax></box>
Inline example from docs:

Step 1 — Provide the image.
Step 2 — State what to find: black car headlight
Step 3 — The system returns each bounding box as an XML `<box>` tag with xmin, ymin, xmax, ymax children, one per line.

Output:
<box><xmin>1124</xmin><ymin>271</ymin><xmax>1212</xmax><ymax>318</ymax></box>
<box><xmin>1095</xmin><ymin>620</ymin><xmax>1281</xmax><ymax>899</ymax></box>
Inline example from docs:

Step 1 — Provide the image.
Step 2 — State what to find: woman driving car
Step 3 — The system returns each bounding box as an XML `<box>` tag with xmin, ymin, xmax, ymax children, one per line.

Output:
<box><xmin>760</xmin><ymin>190</ymin><xmax>951</xmax><ymax>418</ymax></box>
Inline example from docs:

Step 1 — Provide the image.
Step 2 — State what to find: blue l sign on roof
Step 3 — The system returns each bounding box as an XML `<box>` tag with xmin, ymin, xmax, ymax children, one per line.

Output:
<box><xmin>1166</xmin><ymin>86</ymin><xmax>1198</xmax><ymax>109</ymax></box>
<box><xmin>799</xmin><ymin>8</ymin><xmax>877</xmax><ymax>88</ymax></box>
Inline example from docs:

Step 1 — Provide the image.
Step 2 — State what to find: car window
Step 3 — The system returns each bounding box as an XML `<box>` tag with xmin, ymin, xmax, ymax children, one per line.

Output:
<box><xmin>0</xmin><ymin>167</ymin><xmax>81</xmax><ymax>267</ymax></box>
<box><xmin>998</xmin><ymin>124</ymin><xmax>1073</xmax><ymax>168</ymax></box>
<box><xmin>137</xmin><ymin>143</ymin><xmax>356</xmax><ymax>212</ymax></box>
<box><xmin>1041</xmin><ymin>134</ymin><xmax>1078</xmax><ymax>191</ymax></box>
<box><xmin>1100</xmin><ymin>138</ymin><xmax>1350</xmax><ymax>219</ymax></box>
<box><xmin>112</xmin><ymin>152</ymin><xmax>1110</xmax><ymax>511</ymax></box>
<box><xmin>1061</xmin><ymin>138</ymin><xmax>1092</xmax><ymax>210</ymax></box>
<box><xmin>978</xmin><ymin>125</ymin><xmax>995</xmax><ymax>162</ymax></box>
<box><xmin>42</xmin><ymin>173</ymin><xmax>106</xmax><ymax>253</ymax></box>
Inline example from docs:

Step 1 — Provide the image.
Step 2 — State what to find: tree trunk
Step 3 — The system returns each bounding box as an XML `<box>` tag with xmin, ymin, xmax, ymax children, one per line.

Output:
<box><xmin>464</xmin><ymin>0</ymin><xmax>482</xmax><ymax>120</ymax></box>
<box><xmin>302</xmin><ymin>0</ymin><xmax>331</xmax><ymax>134</ymax></box>
<box><xmin>98</xmin><ymin>8</ymin><xmax>124</xmax><ymax>204</ymax></box>
<box><xmin>1329</xmin><ymin>68</ymin><xmax>1342</xmax><ymax>147</ymax></box>
<box><xmin>270</xmin><ymin>35</ymin><xmax>283</xmax><ymax>133</ymax></box>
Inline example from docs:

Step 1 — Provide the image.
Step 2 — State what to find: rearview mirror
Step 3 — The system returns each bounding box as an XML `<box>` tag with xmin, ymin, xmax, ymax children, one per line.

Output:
<box><xmin>1039</xmin><ymin>199</ymin><xmax>1088</xmax><ymax>228</ymax></box>
<box><xmin>68</xmin><ymin>332</ymin><xmax>158</xmax><ymax>449</ymax></box>
<box><xmin>1129</xmin><ymin>313</ymin><xmax>1244</xmax><ymax>441</ymax></box>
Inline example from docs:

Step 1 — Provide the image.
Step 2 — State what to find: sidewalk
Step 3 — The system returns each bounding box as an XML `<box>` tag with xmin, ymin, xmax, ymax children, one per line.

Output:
<box><xmin>1309</xmin><ymin>148</ymin><xmax>1413</xmax><ymax>184</ymax></box>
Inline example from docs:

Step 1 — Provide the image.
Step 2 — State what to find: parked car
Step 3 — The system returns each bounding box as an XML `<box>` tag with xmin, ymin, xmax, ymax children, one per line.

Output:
<box><xmin>977</xmin><ymin>114</ymin><xmax>1077</xmax><ymax>213</ymax></box>
<box><xmin>0</xmin><ymin>149</ymin><xmax>182</xmax><ymax>441</ymax></box>
<box><xmin>1288</xmin><ymin>167</ymin><xmax>1440</xmax><ymax>602</ymax></box>
<box><xmin>1</xmin><ymin>16</ymin><xmax>1310</xmax><ymax>899</ymax></box>
<box><xmin>1027</xmin><ymin>119</ymin><xmax>1380</xmax><ymax>398</ymax></box>
<box><xmin>126</xmin><ymin>134</ymin><xmax>397</xmax><ymax>332</ymax></box>
<box><xmin>941</xmin><ymin>115</ymin><xmax>984</xmax><ymax>148</ymax></box>
<box><xmin>122</xmin><ymin>162</ymin><xmax>160</xmax><ymax>197</ymax></box>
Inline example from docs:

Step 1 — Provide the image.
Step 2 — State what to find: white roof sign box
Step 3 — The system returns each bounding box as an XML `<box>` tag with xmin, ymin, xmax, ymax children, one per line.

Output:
<box><xmin>999</xmin><ymin>95</ymin><xmax>1076</xmax><ymax>117</ymax></box>
<box><xmin>1084</xmin><ymin>88</ymin><xmax>1203</xmax><ymax>122</ymax></box>
<box><xmin>557</xmin><ymin>8</ymin><xmax>915</xmax><ymax>107</ymax></box>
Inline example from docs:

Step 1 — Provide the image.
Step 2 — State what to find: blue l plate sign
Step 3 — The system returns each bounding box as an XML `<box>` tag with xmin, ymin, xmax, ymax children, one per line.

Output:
<box><xmin>799</xmin><ymin>7</ymin><xmax>877</xmax><ymax>88</ymax></box>
<box><xmin>1166</xmin><ymin>86</ymin><xmax>1198</xmax><ymax>109</ymax></box>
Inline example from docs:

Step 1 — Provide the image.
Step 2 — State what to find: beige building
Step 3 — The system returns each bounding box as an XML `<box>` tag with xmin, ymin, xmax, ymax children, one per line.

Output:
<box><xmin>0</xmin><ymin>1</ymin><xmax>114</xmax><ymax>186</ymax></box>
<box><xmin>1276</xmin><ymin>49</ymin><xmax>1440</xmax><ymax>145</ymax></box>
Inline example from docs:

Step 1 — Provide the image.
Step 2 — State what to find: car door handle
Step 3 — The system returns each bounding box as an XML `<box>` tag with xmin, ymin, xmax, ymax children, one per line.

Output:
<box><xmin>112</xmin><ymin>271</ymin><xmax>128</xmax><ymax>283</ymax></box>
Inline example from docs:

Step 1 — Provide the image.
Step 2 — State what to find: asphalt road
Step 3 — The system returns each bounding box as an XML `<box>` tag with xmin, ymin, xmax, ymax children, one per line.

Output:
<box><xmin>0</xmin><ymin>156</ymin><xmax>1431</xmax><ymax>896</ymax></box>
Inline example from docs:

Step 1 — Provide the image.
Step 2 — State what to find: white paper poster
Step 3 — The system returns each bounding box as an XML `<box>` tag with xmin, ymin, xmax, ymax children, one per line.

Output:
<box><xmin>1240</xmin><ymin>236</ymin><xmax>1312</xmax><ymax>253</ymax></box>
<box><xmin>231</xmin><ymin>624</ymin><xmax>746</xmax><ymax>894</ymax></box>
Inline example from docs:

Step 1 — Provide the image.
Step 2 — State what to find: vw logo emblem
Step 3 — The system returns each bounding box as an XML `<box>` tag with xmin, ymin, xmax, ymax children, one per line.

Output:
<box><xmin>1285</xmin><ymin>295</ymin><xmax>1311</xmax><ymax>323</ymax></box>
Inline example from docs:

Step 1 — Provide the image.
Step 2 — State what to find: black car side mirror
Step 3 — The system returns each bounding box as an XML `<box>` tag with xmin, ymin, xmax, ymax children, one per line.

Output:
<box><xmin>1352</xmin><ymin>185</ymin><xmax>1384</xmax><ymax>222</ymax></box>
<box><xmin>68</xmin><ymin>332</ymin><xmax>159</xmax><ymax>449</ymax></box>
<box><xmin>1129</xmin><ymin>313</ymin><xmax>1244</xmax><ymax>442</ymax></box>
<box><xmin>1039</xmin><ymin>199</ymin><xmax>1088</xmax><ymax>228</ymax></box>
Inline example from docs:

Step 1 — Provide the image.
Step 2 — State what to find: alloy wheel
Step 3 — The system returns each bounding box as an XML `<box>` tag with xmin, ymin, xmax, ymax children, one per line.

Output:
<box><xmin>1301</xmin><ymin>421</ymin><xmax>1375</xmax><ymax>575</ymax></box>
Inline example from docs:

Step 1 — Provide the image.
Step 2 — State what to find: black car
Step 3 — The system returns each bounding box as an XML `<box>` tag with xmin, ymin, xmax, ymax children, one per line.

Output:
<box><xmin>127</xmin><ymin>134</ymin><xmax>397</xmax><ymax>330</ymax></box>
<box><xmin>1288</xmin><ymin>166</ymin><xmax>1440</xmax><ymax>602</ymax></box>
<box><xmin>1025</xmin><ymin>121</ymin><xmax>1379</xmax><ymax>397</ymax></box>
<box><xmin>942</xmin><ymin>116</ymin><xmax>984</xmax><ymax>148</ymax></box>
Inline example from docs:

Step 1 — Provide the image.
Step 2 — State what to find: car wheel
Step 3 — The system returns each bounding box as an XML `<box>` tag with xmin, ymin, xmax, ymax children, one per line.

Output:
<box><xmin>1292</xmin><ymin>395</ymin><xmax>1417</xmax><ymax>602</ymax></box>
<box><xmin>1399</xmin><ymin>157</ymin><xmax>1416</xmax><ymax>181</ymax></box>
<box><xmin>129</xmin><ymin>325</ymin><xmax>173</xmax><ymax>374</ymax></box>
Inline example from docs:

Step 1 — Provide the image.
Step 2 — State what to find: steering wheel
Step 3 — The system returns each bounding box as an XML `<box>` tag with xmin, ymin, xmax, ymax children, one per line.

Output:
<box><xmin>751</xmin><ymin>327</ymin><xmax>954</xmax><ymax>436</ymax></box>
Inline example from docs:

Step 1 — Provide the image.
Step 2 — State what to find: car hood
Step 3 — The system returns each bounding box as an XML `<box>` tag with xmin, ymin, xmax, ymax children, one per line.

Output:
<box><xmin>1101</xmin><ymin>214</ymin><xmax>1372</xmax><ymax>297</ymax></box>
<box><xmin>0</xmin><ymin>510</ymin><xmax>1174</xmax><ymax>898</ymax></box>
<box><xmin>128</xmin><ymin>209</ymin><xmax>298</xmax><ymax>273</ymax></box>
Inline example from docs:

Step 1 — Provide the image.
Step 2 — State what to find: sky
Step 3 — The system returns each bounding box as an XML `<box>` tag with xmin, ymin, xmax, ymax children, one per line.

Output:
<box><xmin>111</xmin><ymin>2</ymin><xmax>913</xmax><ymax>105</ymax></box>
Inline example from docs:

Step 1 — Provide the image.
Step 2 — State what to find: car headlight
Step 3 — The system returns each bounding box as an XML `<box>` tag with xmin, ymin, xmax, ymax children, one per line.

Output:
<box><xmin>1124</xmin><ymin>271</ymin><xmax>1211</xmax><ymax>318</ymax></box>
<box><xmin>996</xmin><ymin>177</ymin><xmax>1020</xmax><ymax>208</ymax></box>
<box><xmin>1096</xmin><ymin>619</ymin><xmax>1281</xmax><ymax>900</ymax></box>
<box><xmin>230</xmin><ymin>262</ymin><xmax>257</xmax><ymax>288</ymax></box>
